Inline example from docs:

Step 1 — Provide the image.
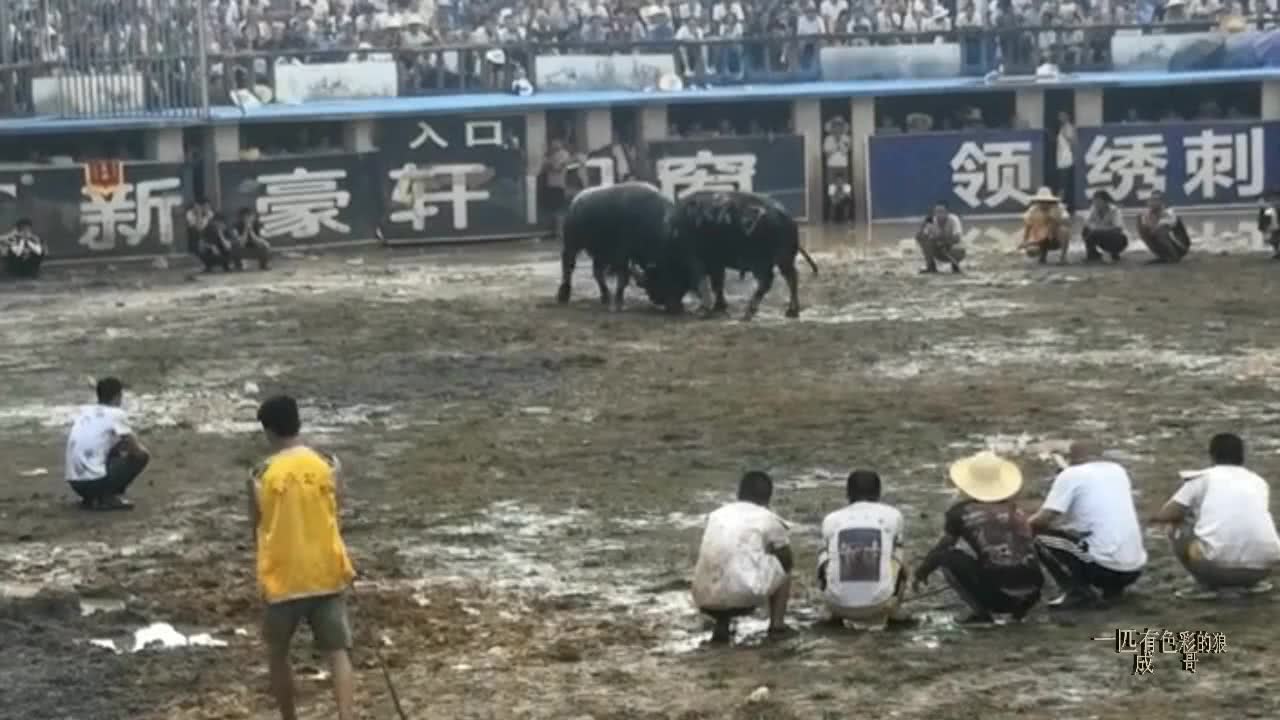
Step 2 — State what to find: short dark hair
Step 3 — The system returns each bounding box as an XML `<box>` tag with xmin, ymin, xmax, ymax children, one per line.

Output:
<box><xmin>238</xmin><ymin>207</ymin><xmax>252</xmax><ymax>217</ymax></box>
<box><xmin>738</xmin><ymin>470</ymin><xmax>773</xmax><ymax>505</ymax></box>
<box><xmin>1209</xmin><ymin>433</ymin><xmax>1244</xmax><ymax>465</ymax></box>
<box><xmin>95</xmin><ymin>377</ymin><xmax>123</xmax><ymax>404</ymax></box>
<box><xmin>1093</xmin><ymin>190</ymin><xmax>1112</xmax><ymax>203</ymax></box>
<box><xmin>257</xmin><ymin>395</ymin><xmax>301</xmax><ymax>438</ymax></box>
<box><xmin>15</xmin><ymin>217</ymin><xmax>32</xmax><ymax>229</ymax></box>
<box><xmin>847</xmin><ymin>470</ymin><xmax>881</xmax><ymax>503</ymax></box>
<box><xmin>934</xmin><ymin>200</ymin><xmax>948</xmax><ymax>210</ymax></box>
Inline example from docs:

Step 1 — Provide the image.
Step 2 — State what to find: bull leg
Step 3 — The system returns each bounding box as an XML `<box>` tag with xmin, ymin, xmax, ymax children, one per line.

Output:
<box><xmin>709</xmin><ymin>266</ymin><xmax>728</xmax><ymax>314</ymax></box>
<box><xmin>556</xmin><ymin>248</ymin><xmax>577</xmax><ymax>304</ymax></box>
<box><xmin>743</xmin><ymin>266</ymin><xmax>775</xmax><ymax>322</ymax></box>
<box><xmin>780</xmin><ymin>260</ymin><xmax>801</xmax><ymax>319</ymax></box>
<box><xmin>591</xmin><ymin>258</ymin><xmax>611</xmax><ymax>307</ymax></box>
<box><xmin>612</xmin><ymin>267</ymin><xmax>630</xmax><ymax>312</ymax></box>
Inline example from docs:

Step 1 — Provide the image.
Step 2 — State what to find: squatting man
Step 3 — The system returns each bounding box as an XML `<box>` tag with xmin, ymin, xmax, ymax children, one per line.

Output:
<box><xmin>690</xmin><ymin>437</ymin><xmax>1280</xmax><ymax>642</ymax></box>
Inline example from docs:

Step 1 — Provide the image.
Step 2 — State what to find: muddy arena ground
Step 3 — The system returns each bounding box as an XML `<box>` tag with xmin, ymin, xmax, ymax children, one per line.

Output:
<box><xmin>3</xmin><ymin>213</ymin><xmax>1280</xmax><ymax>720</ymax></box>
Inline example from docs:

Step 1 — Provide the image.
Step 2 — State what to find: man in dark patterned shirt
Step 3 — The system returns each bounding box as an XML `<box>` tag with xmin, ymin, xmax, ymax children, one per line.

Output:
<box><xmin>913</xmin><ymin>451</ymin><xmax>1044</xmax><ymax>624</ymax></box>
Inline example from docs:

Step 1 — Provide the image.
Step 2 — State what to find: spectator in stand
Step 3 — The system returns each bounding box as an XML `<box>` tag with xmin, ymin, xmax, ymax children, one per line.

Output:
<box><xmin>675</xmin><ymin>15</ymin><xmax>707</xmax><ymax>78</ymax></box>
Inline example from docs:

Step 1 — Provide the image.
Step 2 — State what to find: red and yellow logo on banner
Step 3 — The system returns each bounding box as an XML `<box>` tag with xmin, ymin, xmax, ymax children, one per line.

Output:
<box><xmin>83</xmin><ymin>159</ymin><xmax>125</xmax><ymax>196</ymax></box>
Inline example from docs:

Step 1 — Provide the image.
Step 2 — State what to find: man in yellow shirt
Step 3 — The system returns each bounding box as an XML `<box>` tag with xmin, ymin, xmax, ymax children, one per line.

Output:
<box><xmin>249</xmin><ymin>395</ymin><xmax>356</xmax><ymax>720</ymax></box>
<box><xmin>1018</xmin><ymin>187</ymin><xmax>1071</xmax><ymax>264</ymax></box>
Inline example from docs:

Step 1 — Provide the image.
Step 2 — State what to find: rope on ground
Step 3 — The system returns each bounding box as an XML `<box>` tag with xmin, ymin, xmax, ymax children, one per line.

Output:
<box><xmin>349</xmin><ymin>582</ymin><xmax>410</xmax><ymax>720</ymax></box>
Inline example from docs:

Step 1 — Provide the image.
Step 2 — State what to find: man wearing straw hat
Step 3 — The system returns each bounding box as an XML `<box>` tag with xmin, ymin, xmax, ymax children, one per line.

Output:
<box><xmin>912</xmin><ymin>451</ymin><xmax>1044</xmax><ymax>623</ymax></box>
<box><xmin>692</xmin><ymin>471</ymin><xmax>794</xmax><ymax>643</ymax></box>
<box><xmin>1017</xmin><ymin>187</ymin><xmax>1071</xmax><ymax>264</ymax></box>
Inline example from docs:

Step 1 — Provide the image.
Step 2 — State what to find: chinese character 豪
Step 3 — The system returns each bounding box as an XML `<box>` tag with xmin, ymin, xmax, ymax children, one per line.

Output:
<box><xmin>465</xmin><ymin>120</ymin><xmax>504</xmax><ymax>148</ymax></box>
<box><xmin>1083</xmin><ymin>133</ymin><xmax>1168</xmax><ymax>204</ymax></box>
<box><xmin>656</xmin><ymin>150</ymin><xmax>757</xmax><ymax>200</ymax></box>
<box><xmin>80</xmin><ymin>177</ymin><xmax>183</xmax><ymax>252</ymax></box>
<box><xmin>1116</xmin><ymin>628</ymin><xmax>1140</xmax><ymax>653</ymax></box>
<box><xmin>949</xmin><ymin>140</ymin><xmax>1033</xmax><ymax>209</ymax></box>
<box><xmin>410</xmin><ymin>122</ymin><xmax>449</xmax><ymax>150</ymax></box>
<box><xmin>1160</xmin><ymin>630</ymin><xmax>1179</xmax><ymax>654</ymax></box>
<box><xmin>388</xmin><ymin>163</ymin><xmax>490</xmax><ymax>231</ymax></box>
<box><xmin>1182</xmin><ymin>127</ymin><xmax>1265</xmax><ymax>201</ymax></box>
<box><xmin>254</xmin><ymin>168</ymin><xmax>352</xmax><ymax>240</ymax></box>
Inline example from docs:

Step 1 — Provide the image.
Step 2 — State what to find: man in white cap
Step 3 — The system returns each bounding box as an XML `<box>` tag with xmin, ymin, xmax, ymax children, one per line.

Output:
<box><xmin>912</xmin><ymin>451</ymin><xmax>1043</xmax><ymax>623</ymax></box>
<box><xmin>692</xmin><ymin>471</ymin><xmax>793</xmax><ymax>643</ymax></box>
<box><xmin>1018</xmin><ymin>187</ymin><xmax>1071</xmax><ymax>264</ymax></box>
<box><xmin>1151</xmin><ymin>433</ymin><xmax>1280</xmax><ymax>598</ymax></box>
<box><xmin>1028</xmin><ymin>441</ymin><xmax>1147</xmax><ymax>609</ymax></box>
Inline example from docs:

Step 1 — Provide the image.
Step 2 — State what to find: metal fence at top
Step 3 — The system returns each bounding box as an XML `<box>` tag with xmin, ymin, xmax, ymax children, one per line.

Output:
<box><xmin>0</xmin><ymin>9</ymin><xmax>1275</xmax><ymax>120</ymax></box>
<box><xmin>0</xmin><ymin>0</ymin><xmax>209</xmax><ymax>118</ymax></box>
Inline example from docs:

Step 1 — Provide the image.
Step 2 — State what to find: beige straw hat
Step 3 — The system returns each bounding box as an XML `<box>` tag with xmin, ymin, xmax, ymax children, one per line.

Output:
<box><xmin>1028</xmin><ymin>187</ymin><xmax>1059</xmax><ymax>204</ymax></box>
<box><xmin>948</xmin><ymin>451</ymin><xmax>1023</xmax><ymax>502</ymax></box>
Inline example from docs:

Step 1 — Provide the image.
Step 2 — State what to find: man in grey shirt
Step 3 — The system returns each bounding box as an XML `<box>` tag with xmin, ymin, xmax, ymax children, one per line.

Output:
<box><xmin>1082</xmin><ymin>191</ymin><xmax>1128</xmax><ymax>263</ymax></box>
<box><xmin>917</xmin><ymin>201</ymin><xmax>966</xmax><ymax>274</ymax></box>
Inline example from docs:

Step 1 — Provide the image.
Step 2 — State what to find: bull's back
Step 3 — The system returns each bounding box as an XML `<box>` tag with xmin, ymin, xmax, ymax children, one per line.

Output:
<box><xmin>564</xmin><ymin>182</ymin><xmax>673</xmax><ymax>262</ymax></box>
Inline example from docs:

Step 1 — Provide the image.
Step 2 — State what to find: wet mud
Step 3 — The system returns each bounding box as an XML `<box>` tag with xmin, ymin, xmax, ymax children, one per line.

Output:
<box><xmin>2</xmin><ymin>214</ymin><xmax>1280</xmax><ymax>719</ymax></box>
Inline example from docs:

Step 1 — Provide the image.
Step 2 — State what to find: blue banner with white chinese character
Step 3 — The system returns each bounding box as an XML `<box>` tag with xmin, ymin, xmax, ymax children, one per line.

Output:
<box><xmin>1075</xmin><ymin>121</ymin><xmax>1280</xmax><ymax>209</ymax></box>
<box><xmin>866</xmin><ymin>130</ymin><xmax>1046</xmax><ymax>221</ymax></box>
<box><xmin>647</xmin><ymin>135</ymin><xmax>808</xmax><ymax>220</ymax></box>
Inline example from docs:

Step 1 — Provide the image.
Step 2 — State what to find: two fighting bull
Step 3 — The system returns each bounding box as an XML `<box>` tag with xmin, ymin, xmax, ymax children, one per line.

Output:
<box><xmin>556</xmin><ymin>184</ymin><xmax>818</xmax><ymax>321</ymax></box>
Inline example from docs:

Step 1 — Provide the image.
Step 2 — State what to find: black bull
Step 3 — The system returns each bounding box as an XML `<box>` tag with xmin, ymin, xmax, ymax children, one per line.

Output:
<box><xmin>644</xmin><ymin>191</ymin><xmax>819</xmax><ymax>320</ymax></box>
<box><xmin>556</xmin><ymin>182</ymin><xmax>712</xmax><ymax>312</ymax></box>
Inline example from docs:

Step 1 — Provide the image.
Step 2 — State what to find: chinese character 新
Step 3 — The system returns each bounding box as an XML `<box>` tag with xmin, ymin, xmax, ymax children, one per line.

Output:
<box><xmin>656</xmin><ymin>150</ymin><xmax>757</xmax><ymax>200</ymax></box>
<box><xmin>949</xmin><ymin>141</ymin><xmax>1033</xmax><ymax>209</ymax></box>
<box><xmin>465</xmin><ymin>120</ymin><xmax>506</xmax><ymax>148</ymax></box>
<box><xmin>388</xmin><ymin>163</ymin><xmax>490</xmax><ymax>231</ymax></box>
<box><xmin>255</xmin><ymin>168</ymin><xmax>352</xmax><ymax>240</ymax></box>
<box><xmin>1182</xmin><ymin>126</ymin><xmax>1265</xmax><ymax>201</ymax></box>
<box><xmin>80</xmin><ymin>177</ymin><xmax>183</xmax><ymax>252</ymax></box>
<box><xmin>410</xmin><ymin>122</ymin><xmax>449</xmax><ymax>150</ymax></box>
<box><xmin>1083</xmin><ymin>133</ymin><xmax>1168</xmax><ymax>204</ymax></box>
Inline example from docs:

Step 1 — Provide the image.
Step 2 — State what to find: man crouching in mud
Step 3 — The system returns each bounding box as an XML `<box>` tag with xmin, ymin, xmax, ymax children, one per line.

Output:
<box><xmin>692</xmin><ymin>471</ymin><xmax>793</xmax><ymax>644</ymax></box>
<box><xmin>1136</xmin><ymin>191</ymin><xmax>1190</xmax><ymax>264</ymax></box>
<box><xmin>250</xmin><ymin>395</ymin><xmax>357</xmax><ymax>720</ymax></box>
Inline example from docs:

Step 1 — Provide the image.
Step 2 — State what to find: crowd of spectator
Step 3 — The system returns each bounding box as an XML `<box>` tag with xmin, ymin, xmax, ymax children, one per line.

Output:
<box><xmin>0</xmin><ymin>0</ymin><xmax>1275</xmax><ymax>112</ymax></box>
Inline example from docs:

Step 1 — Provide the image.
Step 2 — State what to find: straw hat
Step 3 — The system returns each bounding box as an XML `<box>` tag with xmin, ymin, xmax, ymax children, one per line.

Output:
<box><xmin>1028</xmin><ymin>186</ymin><xmax>1059</xmax><ymax>203</ymax></box>
<box><xmin>948</xmin><ymin>451</ymin><xmax>1023</xmax><ymax>502</ymax></box>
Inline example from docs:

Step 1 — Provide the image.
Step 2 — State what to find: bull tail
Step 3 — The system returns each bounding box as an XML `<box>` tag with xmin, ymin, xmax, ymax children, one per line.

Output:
<box><xmin>798</xmin><ymin>245</ymin><xmax>818</xmax><ymax>275</ymax></box>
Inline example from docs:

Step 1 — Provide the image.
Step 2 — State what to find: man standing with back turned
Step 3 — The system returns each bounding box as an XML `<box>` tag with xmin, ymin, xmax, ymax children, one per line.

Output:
<box><xmin>250</xmin><ymin>395</ymin><xmax>357</xmax><ymax>720</ymax></box>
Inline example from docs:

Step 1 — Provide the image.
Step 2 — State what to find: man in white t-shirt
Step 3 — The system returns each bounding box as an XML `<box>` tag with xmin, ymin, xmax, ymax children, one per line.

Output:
<box><xmin>818</xmin><ymin>470</ymin><xmax>907</xmax><ymax>626</ymax></box>
<box><xmin>1028</xmin><ymin>442</ymin><xmax>1147</xmax><ymax>609</ymax></box>
<box><xmin>1152</xmin><ymin>433</ymin><xmax>1280</xmax><ymax>595</ymax></box>
<box><xmin>64</xmin><ymin>377</ymin><xmax>151</xmax><ymax>511</ymax></box>
<box><xmin>692</xmin><ymin>471</ymin><xmax>793</xmax><ymax>643</ymax></box>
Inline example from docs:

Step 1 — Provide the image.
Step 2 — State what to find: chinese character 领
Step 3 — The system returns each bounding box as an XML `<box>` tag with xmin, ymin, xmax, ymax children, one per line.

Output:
<box><xmin>80</xmin><ymin>177</ymin><xmax>183</xmax><ymax>251</ymax></box>
<box><xmin>949</xmin><ymin>140</ymin><xmax>1034</xmax><ymax>209</ymax></box>
<box><xmin>1182</xmin><ymin>127</ymin><xmax>1265</xmax><ymax>201</ymax></box>
<box><xmin>656</xmin><ymin>150</ymin><xmax>757</xmax><ymax>200</ymax></box>
<box><xmin>255</xmin><ymin>168</ymin><xmax>352</xmax><ymax>240</ymax></box>
<box><xmin>410</xmin><ymin>122</ymin><xmax>449</xmax><ymax>150</ymax></box>
<box><xmin>1083</xmin><ymin>133</ymin><xmax>1168</xmax><ymax>204</ymax></box>
<box><xmin>388</xmin><ymin>163</ymin><xmax>490</xmax><ymax>231</ymax></box>
<box><xmin>465</xmin><ymin>120</ymin><xmax>504</xmax><ymax>148</ymax></box>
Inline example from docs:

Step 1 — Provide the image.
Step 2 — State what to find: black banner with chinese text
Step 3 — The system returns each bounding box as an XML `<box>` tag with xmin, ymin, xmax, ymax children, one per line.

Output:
<box><xmin>646</xmin><ymin>135</ymin><xmax>807</xmax><ymax>220</ymax></box>
<box><xmin>0</xmin><ymin>162</ymin><xmax>192</xmax><ymax>261</ymax></box>
<box><xmin>217</xmin><ymin>153</ymin><xmax>380</xmax><ymax>247</ymax></box>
